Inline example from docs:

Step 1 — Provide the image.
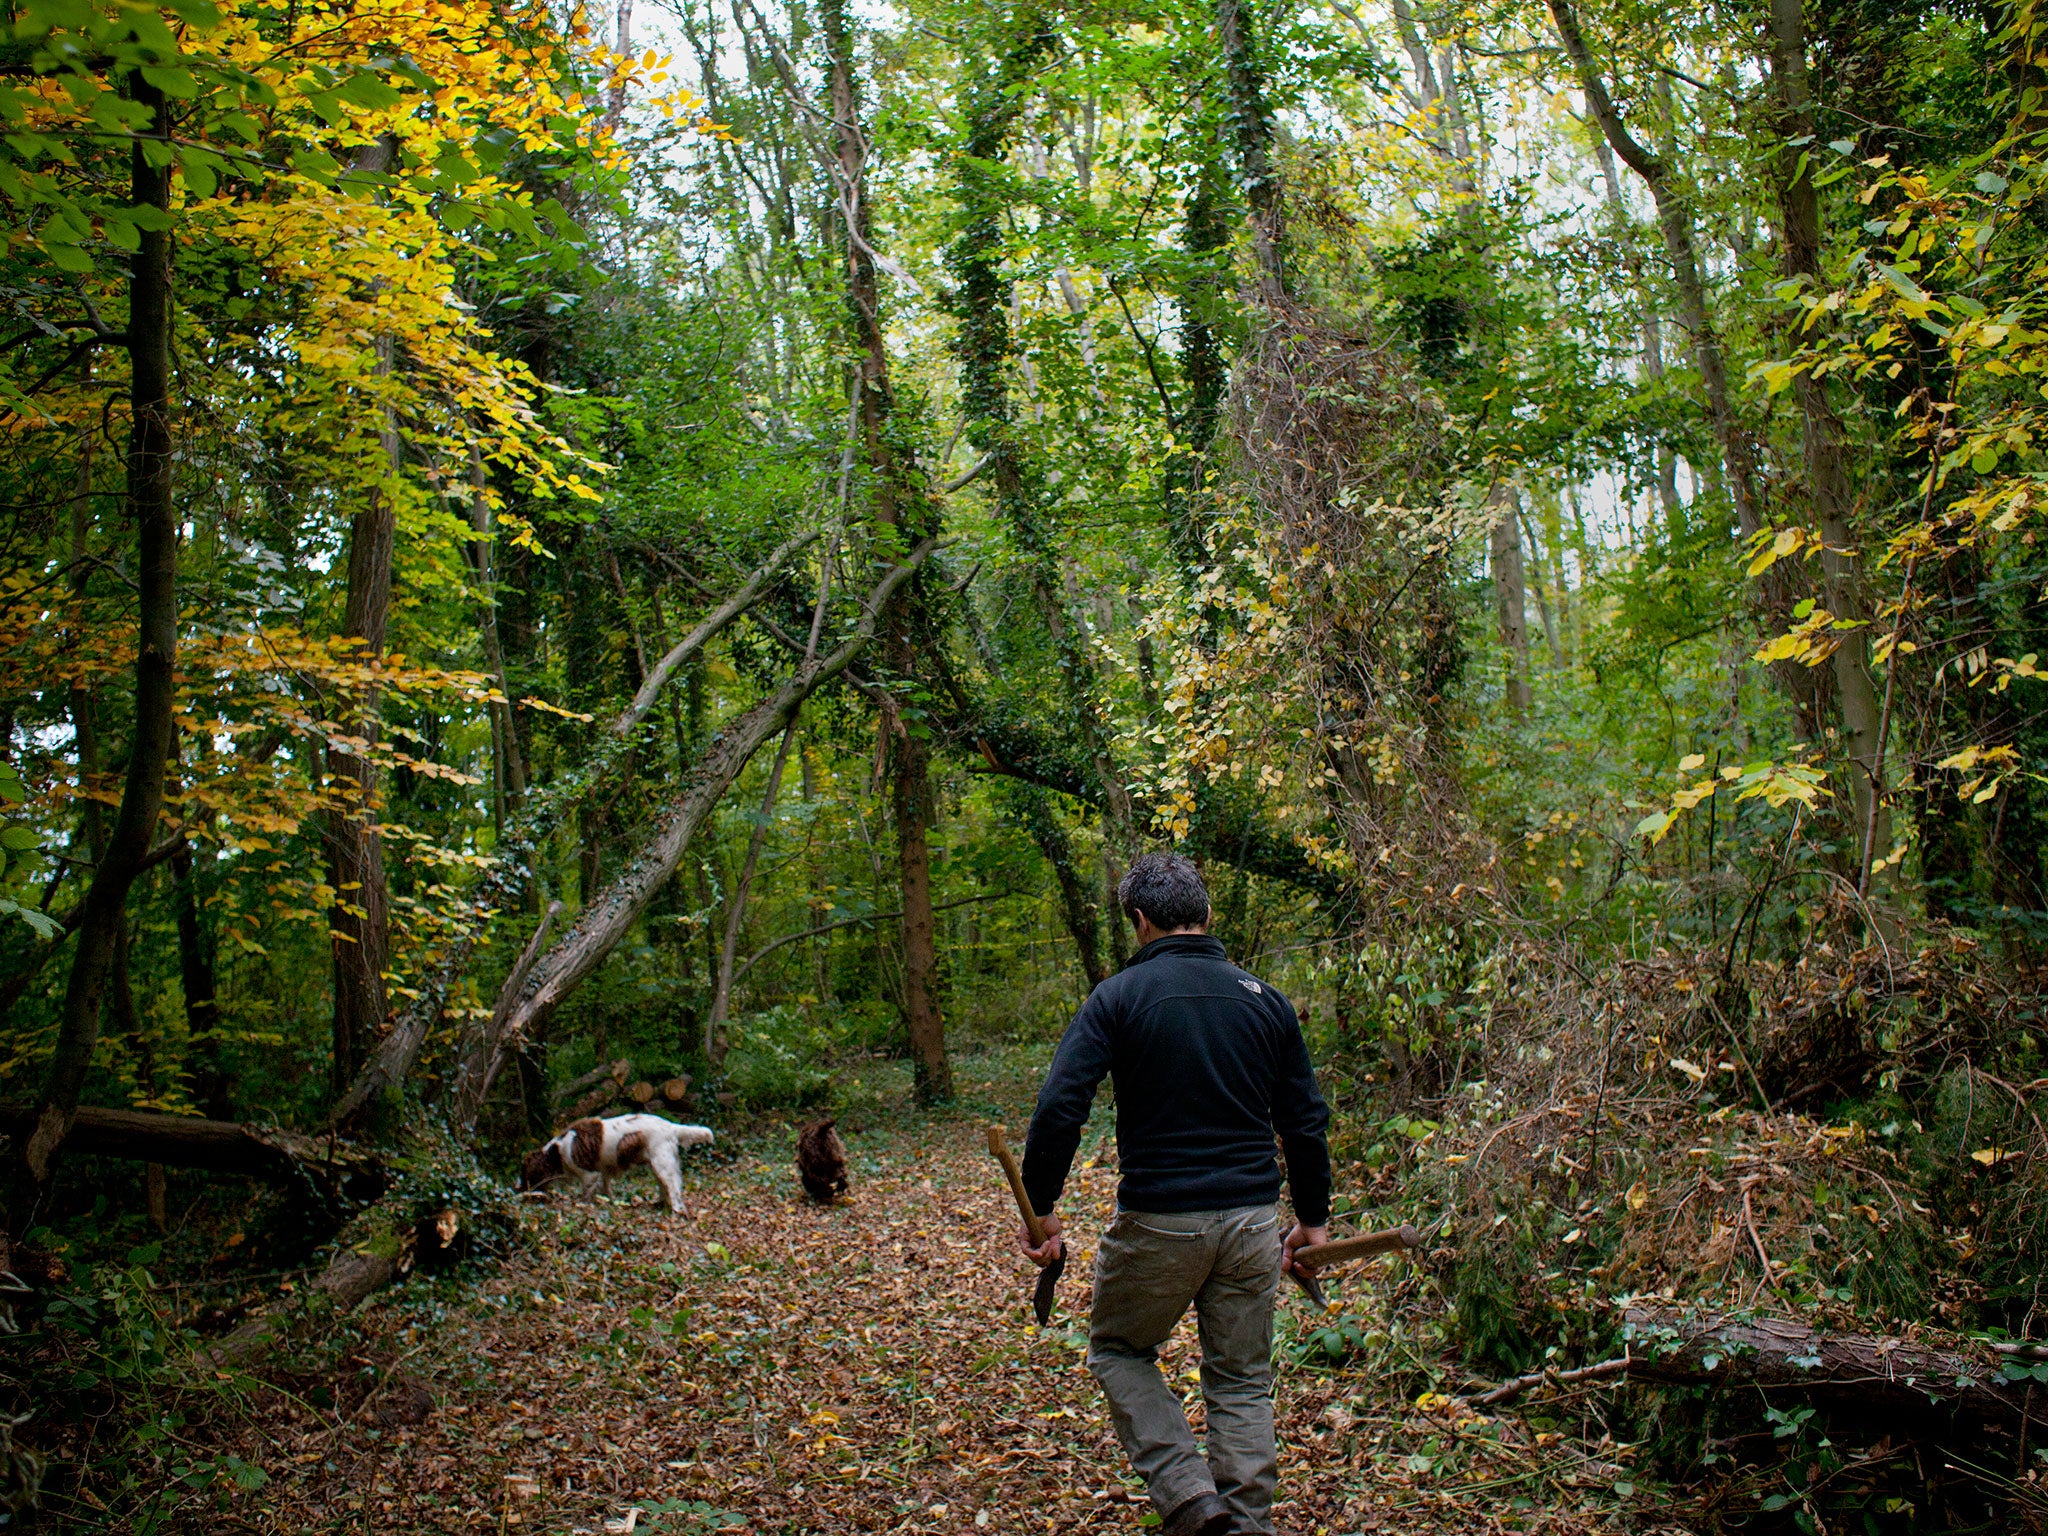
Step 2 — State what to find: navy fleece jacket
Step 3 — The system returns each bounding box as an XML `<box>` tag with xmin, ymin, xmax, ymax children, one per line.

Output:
<box><xmin>1020</xmin><ymin>932</ymin><xmax>1332</xmax><ymax>1223</ymax></box>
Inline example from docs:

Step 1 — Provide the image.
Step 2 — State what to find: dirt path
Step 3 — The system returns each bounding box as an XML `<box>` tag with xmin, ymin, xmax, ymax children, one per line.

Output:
<box><xmin>233</xmin><ymin>1059</ymin><xmax>1640</xmax><ymax>1534</ymax></box>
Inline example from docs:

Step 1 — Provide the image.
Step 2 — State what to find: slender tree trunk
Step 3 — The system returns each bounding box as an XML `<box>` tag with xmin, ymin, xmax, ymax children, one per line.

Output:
<box><xmin>1172</xmin><ymin>150</ymin><xmax>1230</xmax><ymax>574</ymax></box>
<box><xmin>1518</xmin><ymin>504</ymin><xmax>1565</xmax><ymax>668</ymax></box>
<box><xmin>824</xmin><ymin>0</ymin><xmax>950</xmax><ymax>1101</ymax></box>
<box><xmin>1591</xmin><ymin>141</ymin><xmax>1683</xmax><ymax>525</ymax></box>
<box><xmin>469</xmin><ymin>448</ymin><xmax>525</xmax><ymax>841</ymax></box>
<box><xmin>324</xmin><ymin>335</ymin><xmax>399</xmax><ymax>1094</ymax></box>
<box><xmin>607</xmin><ymin>0</ymin><xmax>634</xmax><ymax>128</ymax></box>
<box><xmin>1489</xmin><ymin>484</ymin><xmax>1532</xmax><ymax>717</ymax></box>
<box><xmin>169</xmin><ymin>833</ymin><xmax>228</xmax><ymax>1120</ymax></box>
<box><xmin>888</xmin><ymin>710</ymin><xmax>950</xmax><ymax>1100</ymax></box>
<box><xmin>948</xmin><ymin>15</ymin><xmax>1133</xmax><ymax>857</ymax></box>
<box><xmin>705</xmin><ymin>722</ymin><xmax>798</xmax><ymax>1066</ymax></box>
<box><xmin>1008</xmin><ymin>785</ymin><xmax>1107</xmax><ymax>988</ymax></box>
<box><xmin>68</xmin><ymin>431</ymin><xmax>105</xmax><ymax>866</ymax></box>
<box><xmin>322</xmin><ymin>138</ymin><xmax>404</xmax><ymax>1097</ymax></box>
<box><xmin>1769</xmin><ymin>0</ymin><xmax>1889</xmax><ymax>871</ymax></box>
<box><xmin>446</xmin><ymin>899</ymin><xmax>562</xmax><ymax>1136</ymax></box>
<box><xmin>21</xmin><ymin>81</ymin><xmax>178</xmax><ymax>1196</ymax></box>
<box><xmin>1551</xmin><ymin>0</ymin><xmax>1759</xmax><ymax>528</ymax></box>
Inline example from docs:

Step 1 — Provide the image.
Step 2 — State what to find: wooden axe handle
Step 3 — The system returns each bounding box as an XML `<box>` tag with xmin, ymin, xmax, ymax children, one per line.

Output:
<box><xmin>985</xmin><ymin>1124</ymin><xmax>1049</xmax><ymax>1246</ymax></box>
<box><xmin>1293</xmin><ymin>1223</ymin><xmax>1423</xmax><ymax>1271</ymax></box>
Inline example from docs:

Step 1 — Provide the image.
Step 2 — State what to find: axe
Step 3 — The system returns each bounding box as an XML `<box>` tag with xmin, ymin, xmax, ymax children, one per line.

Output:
<box><xmin>1286</xmin><ymin>1223</ymin><xmax>1424</xmax><ymax>1311</ymax></box>
<box><xmin>986</xmin><ymin>1124</ymin><xmax>1064</xmax><ymax>1325</ymax></box>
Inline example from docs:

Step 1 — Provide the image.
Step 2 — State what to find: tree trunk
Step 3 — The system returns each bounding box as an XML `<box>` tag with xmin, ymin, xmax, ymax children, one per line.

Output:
<box><xmin>1768</xmin><ymin>0</ymin><xmax>1889</xmax><ymax>873</ymax></box>
<box><xmin>890</xmin><ymin>711</ymin><xmax>950</xmax><ymax>1101</ymax></box>
<box><xmin>68</xmin><ymin>429</ymin><xmax>105</xmax><ymax>867</ymax></box>
<box><xmin>20</xmin><ymin>80</ymin><xmax>178</xmax><ymax>1198</ymax></box>
<box><xmin>1591</xmin><ymin>140</ymin><xmax>1682</xmax><ymax>525</ymax></box>
<box><xmin>1489</xmin><ymin>483</ymin><xmax>1532</xmax><ymax>717</ymax></box>
<box><xmin>468</xmin><ymin>449</ymin><xmax>525</xmax><ymax>841</ymax></box>
<box><xmin>825</xmin><ymin>0</ymin><xmax>950</xmax><ymax>1102</ymax></box>
<box><xmin>947</xmin><ymin>20</ymin><xmax>1133</xmax><ymax>857</ymax></box>
<box><xmin>324</xmin><ymin>336</ymin><xmax>399</xmax><ymax>1095</ymax></box>
<box><xmin>1549</xmin><ymin>0</ymin><xmax>1829</xmax><ymax>741</ymax></box>
<box><xmin>1550</xmin><ymin>0</ymin><xmax>1759</xmax><ymax>530</ymax></box>
<box><xmin>169</xmin><ymin>835</ymin><xmax>229</xmax><ymax>1120</ymax></box>
<box><xmin>1007</xmin><ymin>785</ymin><xmax>1107</xmax><ymax>989</ymax></box>
<box><xmin>1518</xmin><ymin>504</ymin><xmax>1565</xmax><ymax>668</ymax></box>
<box><xmin>1171</xmin><ymin>150</ymin><xmax>1229</xmax><ymax>573</ymax></box>
<box><xmin>705</xmin><ymin>722</ymin><xmax>798</xmax><ymax>1066</ymax></box>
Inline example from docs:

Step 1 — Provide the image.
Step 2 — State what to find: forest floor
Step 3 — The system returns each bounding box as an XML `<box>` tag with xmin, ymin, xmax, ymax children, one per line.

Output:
<box><xmin>219</xmin><ymin>1049</ymin><xmax>1676</xmax><ymax>1536</ymax></box>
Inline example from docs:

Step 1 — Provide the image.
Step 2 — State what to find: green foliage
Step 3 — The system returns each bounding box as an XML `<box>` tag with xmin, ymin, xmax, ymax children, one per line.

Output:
<box><xmin>1</xmin><ymin>1232</ymin><xmax>263</xmax><ymax>1531</ymax></box>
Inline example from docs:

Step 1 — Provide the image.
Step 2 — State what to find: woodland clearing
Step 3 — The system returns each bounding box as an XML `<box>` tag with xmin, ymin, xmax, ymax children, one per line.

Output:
<box><xmin>7</xmin><ymin>0</ymin><xmax>2048</xmax><ymax>1531</ymax></box>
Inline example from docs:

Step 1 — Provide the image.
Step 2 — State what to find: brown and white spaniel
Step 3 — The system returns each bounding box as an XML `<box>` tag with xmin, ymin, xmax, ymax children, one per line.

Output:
<box><xmin>519</xmin><ymin>1113</ymin><xmax>713</xmax><ymax>1214</ymax></box>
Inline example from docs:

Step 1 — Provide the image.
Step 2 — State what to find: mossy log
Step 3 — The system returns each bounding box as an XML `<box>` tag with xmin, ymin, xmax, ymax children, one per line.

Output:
<box><xmin>1472</xmin><ymin>1307</ymin><xmax>2046</xmax><ymax>1425</ymax></box>
<box><xmin>1620</xmin><ymin>1305</ymin><xmax>2043</xmax><ymax>1425</ymax></box>
<box><xmin>209</xmin><ymin>1221</ymin><xmax>409</xmax><ymax>1368</ymax></box>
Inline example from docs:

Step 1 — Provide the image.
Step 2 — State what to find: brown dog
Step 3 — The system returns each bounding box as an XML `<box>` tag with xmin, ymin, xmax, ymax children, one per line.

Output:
<box><xmin>796</xmin><ymin>1117</ymin><xmax>848</xmax><ymax>1203</ymax></box>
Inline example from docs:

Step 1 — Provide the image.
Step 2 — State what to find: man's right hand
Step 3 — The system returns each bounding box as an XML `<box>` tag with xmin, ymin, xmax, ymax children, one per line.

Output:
<box><xmin>1020</xmin><ymin>1210</ymin><xmax>1064</xmax><ymax>1268</ymax></box>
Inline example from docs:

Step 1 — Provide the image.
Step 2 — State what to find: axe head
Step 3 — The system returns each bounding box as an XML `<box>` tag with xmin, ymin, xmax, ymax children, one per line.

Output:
<box><xmin>1290</xmin><ymin>1267</ymin><xmax>1330</xmax><ymax>1312</ymax></box>
<box><xmin>1033</xmin><ymin>1248</ymin><xmax>1067</xmax><ymax>1326</ymax></box>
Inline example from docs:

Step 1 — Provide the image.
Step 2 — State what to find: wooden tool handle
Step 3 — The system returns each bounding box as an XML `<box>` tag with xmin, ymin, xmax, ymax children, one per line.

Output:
<box><xmin>1293</xmin><ymin>1223</ymin><xmax>1423</xmax><ymax>1271</ymax></box>
<box><xmin>985</xmin><ymin>1124</ymin><xmax>1049</xmax><ymax>1246</ymax></box>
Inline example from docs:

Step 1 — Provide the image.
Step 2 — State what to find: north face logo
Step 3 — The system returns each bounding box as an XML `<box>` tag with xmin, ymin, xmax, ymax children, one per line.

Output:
<box><xmin>1237</xmin><ymin>977</ymin><xmax>1263</xmax><ymax>994</ymax></box>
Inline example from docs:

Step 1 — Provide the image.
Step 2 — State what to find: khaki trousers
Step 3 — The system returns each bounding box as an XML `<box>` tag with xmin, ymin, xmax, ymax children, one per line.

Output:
<box><xmin>1085</xmin><ymin>1205</ymin><xmax>1282</xmax><ymax>1533</ymax></box>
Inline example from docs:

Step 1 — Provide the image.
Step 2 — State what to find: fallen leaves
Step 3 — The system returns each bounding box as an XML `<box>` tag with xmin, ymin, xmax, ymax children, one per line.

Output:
<box><xmin>203</xmin><ymin>1063</ymin><xmax>1633</xmax><ymax>1534</ymax></box>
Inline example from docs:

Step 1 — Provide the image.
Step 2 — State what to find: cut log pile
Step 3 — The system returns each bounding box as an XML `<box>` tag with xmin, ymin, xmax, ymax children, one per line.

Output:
<box><xmin>548</xmin><ymin>1061</ymin><xmax>694</xmax><ymax>1122</ymax></box>
<box><xmin>553</xmin><ymin>1057</ymin><xmax>633</xmax><ymax>1120</ymax></box>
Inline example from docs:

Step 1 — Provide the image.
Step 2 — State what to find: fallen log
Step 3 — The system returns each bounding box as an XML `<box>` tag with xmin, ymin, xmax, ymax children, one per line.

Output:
<box><xmin>0</xmin><ymin>1103</ymin><xmax>385</xmax><ymax>1202</ymax></box>
<box><xmin>484</xmin><ymin>541</ymin><xmax>938</xmax><ymax>1094</ymax></box>
<box><xmin>1469</xmin><ymin>1306</ymin><xmax>2045</xmax><ymax>1425</ymax></box>
<box><xmin>1622</xmin><ymin>1305</ymin><xmax>2042</xmax><ymax>1426</ymax></box>
<box><xmin>209</xmin><ymin>1220</ymin><xmax>410</xmax><ymax>1368</ymax></box>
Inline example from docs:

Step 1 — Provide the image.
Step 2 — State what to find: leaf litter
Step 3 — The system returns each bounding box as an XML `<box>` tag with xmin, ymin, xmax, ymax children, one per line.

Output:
<box><xmin>211</xmin><ymin>1058</ymin><xmax>1665</xmax><ymax>1535</ymax></box>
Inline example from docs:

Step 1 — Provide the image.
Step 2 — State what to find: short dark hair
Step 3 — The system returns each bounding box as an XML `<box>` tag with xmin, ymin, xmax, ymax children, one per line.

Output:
<box><xmin>1118</xmin><ymin>852</ymin><xmax>1210</xmax><ymax>931</ymax></box>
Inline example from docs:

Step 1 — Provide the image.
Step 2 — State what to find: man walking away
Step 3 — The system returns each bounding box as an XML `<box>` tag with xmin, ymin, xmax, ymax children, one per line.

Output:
<box><xmin>1014</xmin><ymin>852</ymin><xmax>1331</xmax><ymax>1536</ymax></box>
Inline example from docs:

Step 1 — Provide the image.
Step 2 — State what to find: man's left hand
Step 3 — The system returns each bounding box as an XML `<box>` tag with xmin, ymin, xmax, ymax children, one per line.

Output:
<box><xmin>1282</xmin><ymin>1223</ymin><xmax>1328</xmax><ymax>1280</ymax></box>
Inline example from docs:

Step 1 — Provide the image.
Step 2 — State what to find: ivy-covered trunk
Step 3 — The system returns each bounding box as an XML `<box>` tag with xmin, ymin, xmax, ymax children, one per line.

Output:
<box><xmin>1767</xmin><ymin>0</ymin><xmax>1889</xmax><ymax>881</ymax></box>
<box><xmin>947</xmin><ymin>8</ymin><xmax>1132</xmax><ymax>992</ymax></box>
<box><xmin>825</xmin><ymin>0</ymin><xmax>952</xmax><ymax>1100</ymax></box>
